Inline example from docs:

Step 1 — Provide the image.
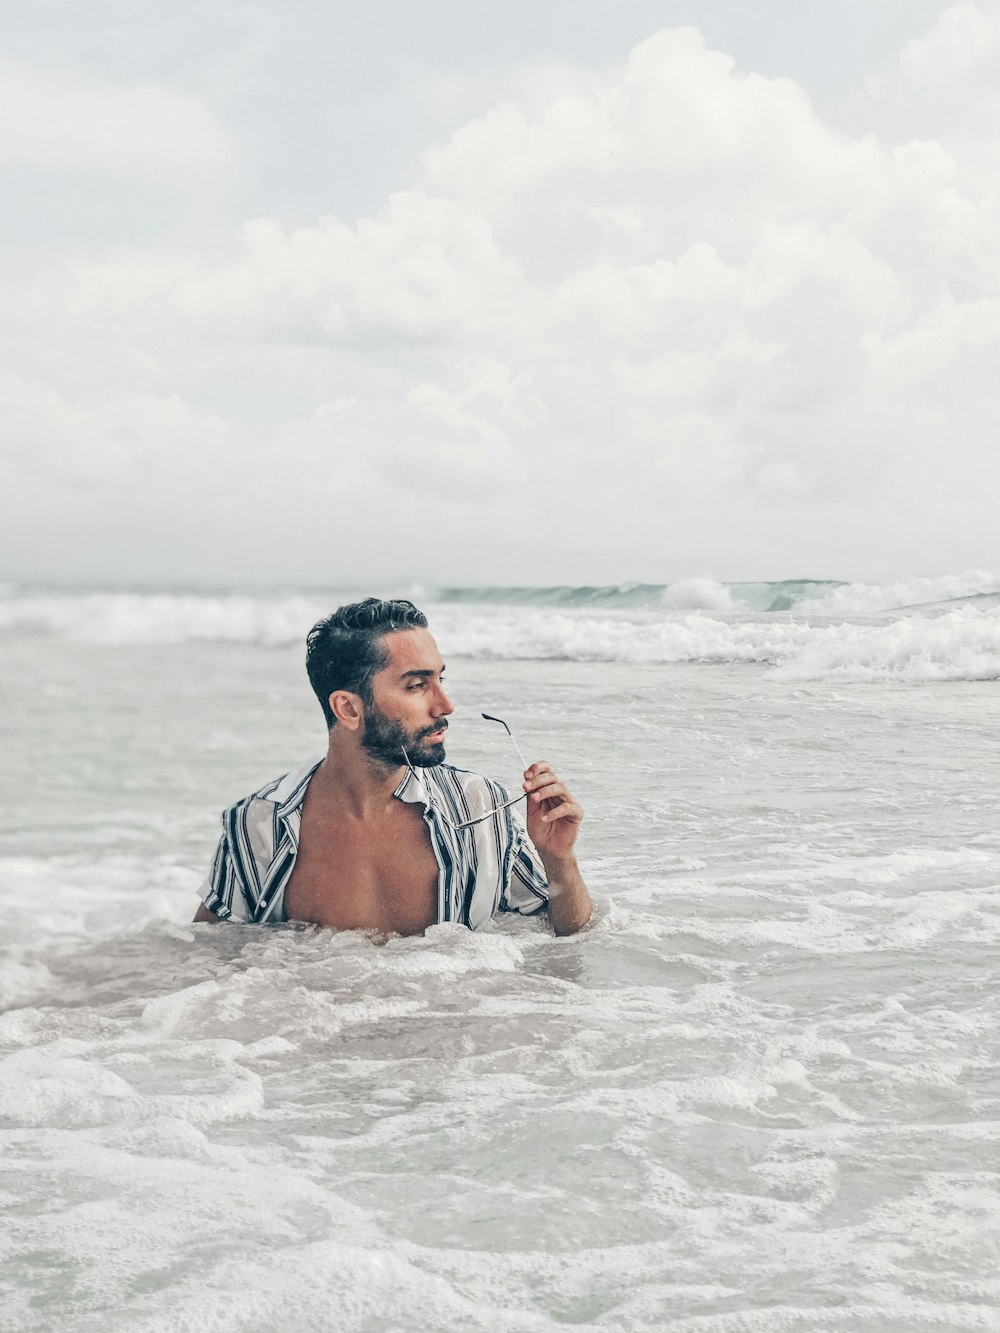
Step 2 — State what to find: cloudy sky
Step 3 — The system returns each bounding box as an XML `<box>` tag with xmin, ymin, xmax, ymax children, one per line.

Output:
<box><xmin>2</xmin><ymin>0</ymin><xmax>998</xmax><ymax>587</ymax></box>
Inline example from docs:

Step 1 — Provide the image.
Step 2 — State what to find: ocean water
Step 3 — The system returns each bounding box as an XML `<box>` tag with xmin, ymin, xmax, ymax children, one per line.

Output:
<box><xmin>3</xmin><ymin>577</ymin><xmax>1000</xmax><ymax>1332</ymax></box>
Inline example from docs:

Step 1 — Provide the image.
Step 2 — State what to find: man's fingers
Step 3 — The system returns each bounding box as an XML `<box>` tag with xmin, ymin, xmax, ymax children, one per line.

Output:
<box><xmin>530</xmin><ymin>781</ymin><xmax>566</xmax><ymax>803</ymax></box>
<box><xmin>522</xmin><ymin>764</ymin><xmax>584</xmax><ymax>824</ymax></box>
<box><xmin>539</xmin><ymin>800</ymin><xmax>582</xmax><ymax>824</ymax></box>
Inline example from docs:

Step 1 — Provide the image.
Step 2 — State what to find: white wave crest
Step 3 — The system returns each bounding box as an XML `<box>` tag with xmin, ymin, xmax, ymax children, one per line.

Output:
<box><xmin>0</xmin><ymin>593</ymin><xmax>330</xmax><ymax>645</ymax></box>
<box><xmin>3</xmin><ymin>590</ymin><xmax>1000</xmax><ymax>681</ymax></box>
<box><xmin>795</xmin><ymin>570</ymin><xmax>1000</xmax><ymax>615</ymax></box>
<box><xmin>768</xmin><ymin>607</ymin><xmax>1000</xmax><ymax>682</ymax></box>
<box><xmin>660</xmin><ymin>578</ymin><xmax>737</xmax><ymax>613</ymax></box>
<box><xmin>432</xmin><ymin>605</ymin><xmax>1000</xmax><ymax>681</ymax></box>
<box><xmin>432</xmin><ymin>607</ymin><xmax>811</xmax><ymax>665</ymax></box>
<box><xmin>432</xmin><ymin>610</ymin><xmax>1000</xmax><ymax>682</ymax></box>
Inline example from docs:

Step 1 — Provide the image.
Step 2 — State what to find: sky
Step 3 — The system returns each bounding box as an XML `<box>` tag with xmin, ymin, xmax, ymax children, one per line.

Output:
<box><xmin>2</xmin><ymin>0</ymin><xmax>998</xmax><ymax>588</ymax></box>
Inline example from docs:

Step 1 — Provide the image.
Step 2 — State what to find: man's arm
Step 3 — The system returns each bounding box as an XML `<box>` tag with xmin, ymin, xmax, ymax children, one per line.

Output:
<box><xmin>522</xmin><ymin>761</ymin><xmax>593</xmax><ymax>936</ymax></box>
<box><xmin>192</xmin><ymin>815</ymin><xmax>252</xmax><ymax>925</ymax></box>
<box><xmin>538</xmin><ymin>853</ymin><xmax>592</xmax><ymax>936</ymax></box>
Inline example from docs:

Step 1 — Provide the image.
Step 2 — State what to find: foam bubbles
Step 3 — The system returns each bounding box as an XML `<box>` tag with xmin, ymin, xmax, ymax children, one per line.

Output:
<box><xmin>1</xmin><ymin>586</ymin><xmax>1000</xmax><ymax>687</ymax></box>
<box><xmin>795</xmin><ymin>570</ymin><xmax>1000</xmax><ymax>615</ymax></box>
<box><xmin>432</xmin><ymin>603</ymin><xmax>1000</xmax><ymax>682</ymax></box>
<box><xmin>4</xmin><ymin>583</ymin><xmax>1000</xmax><ymax>681</ymax></box>
<box><xmin>769</xmin><ymin>607</ymin><xmax>1000</xmax><ymax>682</ymax></box>
<box><xmin>660</xmin><ymin>578</ymin><xmax>737</xmax><ymax>613</ymax></box>
<box><xmin>0</xmin><ymin>591</ymin><xmax>330</xmax><ymax>645</ymax></box>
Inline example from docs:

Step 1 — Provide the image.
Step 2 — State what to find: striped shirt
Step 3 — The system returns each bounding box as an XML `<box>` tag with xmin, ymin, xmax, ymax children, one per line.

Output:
<box><xmin>200</xmin><ymin>759</ymin><xmax>550</xmax><ymax>929</ymax></box>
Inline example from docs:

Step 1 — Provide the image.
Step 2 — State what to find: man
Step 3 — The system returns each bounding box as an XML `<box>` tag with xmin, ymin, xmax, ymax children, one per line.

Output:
<box><xmin>194</xmin><ymin>598</ymin><xmax>592</xmax><ymax>936</ymax></box>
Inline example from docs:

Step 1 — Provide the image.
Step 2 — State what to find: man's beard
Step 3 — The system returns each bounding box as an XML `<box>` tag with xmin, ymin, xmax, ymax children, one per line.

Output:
<box><xmin>361</xmin><ymin>702</ymin><xmax>447</xmax><ymax>770</ymax></box>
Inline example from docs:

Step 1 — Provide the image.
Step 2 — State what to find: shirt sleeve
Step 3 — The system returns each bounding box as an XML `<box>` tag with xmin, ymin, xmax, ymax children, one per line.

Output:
<box><xmin>500</xmin><ymin>807</ymin><xmax>549</xmax><ymax>916</ymax></box>
<box><xmin>199</xmin><ymin>812</ymin><xmax>253</xmax><ymax>923</ymax></box>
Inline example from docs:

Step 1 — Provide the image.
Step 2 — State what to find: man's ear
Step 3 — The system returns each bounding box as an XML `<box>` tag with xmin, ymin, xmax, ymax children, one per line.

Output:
<box><xmin>329</xmin><ymin>691</ymin><xmax>363</xmax><ymax>730</ymax></box>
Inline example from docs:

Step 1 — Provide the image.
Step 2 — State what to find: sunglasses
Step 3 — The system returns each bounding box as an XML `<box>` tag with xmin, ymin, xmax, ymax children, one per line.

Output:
<box><xmin>401</xmin><ymin>712</ymin><xmax>528</xmax><ymax>830</ymax></box>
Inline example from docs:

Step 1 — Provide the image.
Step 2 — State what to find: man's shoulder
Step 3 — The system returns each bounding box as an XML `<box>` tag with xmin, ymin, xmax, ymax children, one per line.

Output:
<box><xmin>222</xmin><ymin>758</ymin><xmax>322</xmax><ymax>818</ymax></box>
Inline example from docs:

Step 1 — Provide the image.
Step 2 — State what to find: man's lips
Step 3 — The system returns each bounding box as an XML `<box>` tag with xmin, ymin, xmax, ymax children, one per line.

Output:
<box><xmin>421</xmin><ymin>725</ymin><xmax>448</xmax><ymax>742</ymax></box>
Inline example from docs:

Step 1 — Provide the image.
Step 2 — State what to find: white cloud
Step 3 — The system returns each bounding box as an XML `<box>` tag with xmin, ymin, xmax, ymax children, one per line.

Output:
<box><xmin>613</xmin><ymin>326</ymin><xmax>784</xmax><ymax>404</ymax></box>
<box><xmin>862</xmin><ymin>294</ymin><xmax>1000</xmax><ymax>409</ymax></box>
<box><xmin>860</xmin><ymin>1</ymin><xmax>1000</xmax><ymax>185</ymax></box>
<box><xmin>62</xmin><ymin>198</ymin><xmax>532</xmax><ymax>341</ymax></box>
<box><xmin>0</xmin><ymin>64</ymin><xmax>232</xmax><ymax>174</ymax></box>
<box><xmin>0</xmin><ymin>377</ymin><xmax>230</xmax><ymax>491</ymax></box>
<box><xmin>867</xmin><ymin>1</ymin><xmax>1000</xmax><ymax>101</ymax></box>
<box><xmin>389</xmin><ymin>358</ymin><xmax>542</xmax><ymax>496</ymax></box>
<box><xmin>629</xmin><ymin>410</ymin><xmax>748</xmax><ymax>491</ymax></box>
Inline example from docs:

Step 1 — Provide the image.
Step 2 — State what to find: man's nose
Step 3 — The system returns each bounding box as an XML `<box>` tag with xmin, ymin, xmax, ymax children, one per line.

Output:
<box><xmin>434</xmin><ymin>686</ymin><xmax>454</xmax><ymax>717</ymax></box>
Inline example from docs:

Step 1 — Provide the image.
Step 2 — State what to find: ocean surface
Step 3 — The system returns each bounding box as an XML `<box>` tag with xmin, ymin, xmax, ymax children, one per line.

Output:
<box><xmin>3</xmin><ymin>575</ymin><xmax>1000</xmax><ymax>1332</ymax></box>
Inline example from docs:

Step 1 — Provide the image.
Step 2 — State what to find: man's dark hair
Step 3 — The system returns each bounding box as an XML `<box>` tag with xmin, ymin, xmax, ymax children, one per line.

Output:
<box><xmin>305</xmin><ymin>598</ymin><xmax>428</xmax><ymax>728</ymax></box>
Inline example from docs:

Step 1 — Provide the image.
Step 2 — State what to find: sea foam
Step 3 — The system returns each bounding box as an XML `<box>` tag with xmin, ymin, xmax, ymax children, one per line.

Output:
<box><xmin>3</xmin><ymin>581</ymin><xmax>1000</xmax><ymax>681</ymax></box>
<box><xmin>434</xmin><ymin>604</ymin><xmax>1000</xmax><ymax>681</ymax></box>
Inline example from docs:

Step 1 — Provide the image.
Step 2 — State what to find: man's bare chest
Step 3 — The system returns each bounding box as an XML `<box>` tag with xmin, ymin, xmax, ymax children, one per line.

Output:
<box><xmin>283</xmin><ymin>800</ymin><xmax>439</xmax><ymax>935</ymax></box>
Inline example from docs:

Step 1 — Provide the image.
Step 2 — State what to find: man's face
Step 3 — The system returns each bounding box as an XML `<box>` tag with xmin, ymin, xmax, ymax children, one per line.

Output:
<box><xmin>360</xmin><ymin>628</ymin><xmax>453</xmax><ymax>769</ymax></box>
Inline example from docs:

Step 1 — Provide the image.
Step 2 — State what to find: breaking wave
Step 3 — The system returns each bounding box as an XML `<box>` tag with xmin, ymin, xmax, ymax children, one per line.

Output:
<box><xmin>2</xmin><ymin>574</ymin><xmax>1000</xmax><ymax>682</ymax></box>
<box><xmin>433</xmin><ymin>605</ymin><xmax>1000</xmax><ymax>682</ymax></box>
<box><xmin>434</xmin><ymin>571</ymin><xmax>1000</xmax><ymax>615</ymax></box>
